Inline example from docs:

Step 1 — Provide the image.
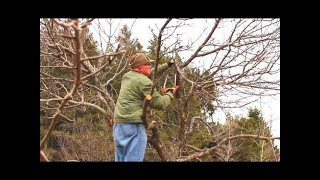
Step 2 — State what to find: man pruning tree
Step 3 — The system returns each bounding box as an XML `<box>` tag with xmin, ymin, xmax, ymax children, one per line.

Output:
<box><xmin>112</xmin><ymin>53</ymin><xmax>179</xmax><ymax>162</ymax></box>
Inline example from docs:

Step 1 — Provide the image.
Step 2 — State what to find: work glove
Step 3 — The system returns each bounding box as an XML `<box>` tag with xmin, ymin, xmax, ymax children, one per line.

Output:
<box><xmin>162</xmin><ymin>85</ymin><xmax>180</xmax><ymax>96</ymax></box>
<box><xmin>167</xmin><ymin>59</ymin><xmax>175</xmax><ymax>67</ymax></box>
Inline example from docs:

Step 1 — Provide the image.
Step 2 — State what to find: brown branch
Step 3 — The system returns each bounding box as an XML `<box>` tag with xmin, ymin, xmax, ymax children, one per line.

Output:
<box><xmin>197</xmin><ymin>41</ymin><xmax>236</xmax><ymax>57</ymax></box>
<box><xmin>80</xmin><ymin>50</ymin><xmax>126</xmax><ymax>62</ymax></box>
<box><xmin>40</xmin><ymin>150</ymin><xmax>49</xmax><ymax>162</ymax></box>
<box><xmin>182</xmin><ymin>18</ymin><xmax>221</xmax><ymax>68</ymax></box>
<box><xmin>141</xmin><ymin>18</ymin><xmax>172</xmax><ymax>162</ymax></box>
<box><xmin>40</xmin><ymin>97</ymin><xmax>64</xmax><ymax>102</ymax></box>
<box><xmin>40</xmin><ymin>20</ymin><xmax>83</xmax><ymax>152</ymax></box>
<box><xmin>151</xmin><ymin>18</ymin><xmax>172</xmax><ymax>94</ymax></box>
<box><xmin>176</xmin><ymin>134</ymin><xmax>280</xmax><ymax>161</ymax></box>
<box><xmin>81</xmin><ymin>60</ymin><xmax>110</xmax><ymax>81</ymax></box>
<box><xmin>149</xmin><ymin>126</ymin><xmax>167</xmax><ymax>161</ymax></box>
<box><xmin>174</xmin><ymin>63</ymin><xmax>195</xmax><ymax>85</ymax></box>
<box><xmin>185</xmin><ymin>144</ymin><xmax>203</xmax><ymax>152</ymax></box>
<box><xmin>197</xmin><ymin>117</ymin><xmax>214</xmax><ymax>135</ymax></box>
<box><xmin>56</xmin><ymin>43</ymin><xmax>76</xmax><ymax>55</ymax></box>
<box><xmin>80</xmin><ymin>49</ymin><xmax>125</xmax><ymax>81</ymax></box>
<box><xmin>58</xmin><ymin>113</ymin><xmax>75</xmax><ymax>122</ymax></box>
<box><xmin>79</xmin><ymin>54</ymin><xmax>116</xmax><ymax>117</ymax></box>
<box><xmin>142</xmin><ymin>18</ymin><xmax>172</xmax><ymax>128</ymax></box>
<box><xmin>69</xmin><ymin>100</ymin><xmax>107</xmax><ymax>114</ymax></box>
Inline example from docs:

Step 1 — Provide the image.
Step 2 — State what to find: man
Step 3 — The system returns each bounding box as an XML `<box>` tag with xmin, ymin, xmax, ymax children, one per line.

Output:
<box><xmin>113</xmin><ymin>53</ymin><xmax>179</xmax><ymax>162</ymax></box>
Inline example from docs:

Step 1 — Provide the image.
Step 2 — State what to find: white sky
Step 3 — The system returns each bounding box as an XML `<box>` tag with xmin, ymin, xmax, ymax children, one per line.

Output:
<box><xmin>90</xmin><ymin>18</ymin><xmax>280</xmax><ymax>147</ymax></box>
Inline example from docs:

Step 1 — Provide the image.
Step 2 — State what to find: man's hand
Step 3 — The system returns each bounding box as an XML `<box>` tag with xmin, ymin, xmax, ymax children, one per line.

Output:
<box><xmin>162</xmin><ymin>85</ymin><xmax>180</xmax><ymax>96</ymax></box>
<box><xmin>173</xmin><ymin>85</ymin><xmax>179</xmax><ymax>95</ymax></box>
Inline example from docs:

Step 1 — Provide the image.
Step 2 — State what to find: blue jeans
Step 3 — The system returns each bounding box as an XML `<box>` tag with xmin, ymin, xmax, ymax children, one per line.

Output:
<box><xmin>113</xmin><ymin>123</ymin><xmax>147</xmax><ymax>162</ymax></box>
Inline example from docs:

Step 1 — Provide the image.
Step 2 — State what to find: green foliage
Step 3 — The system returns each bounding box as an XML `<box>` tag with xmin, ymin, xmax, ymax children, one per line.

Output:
<box><xmin>248</xmin><ymin>107</ymin><xmax>261</xmax><ymax>119</ymax></box>
<box><xmin>160</xmin><ymin>125</ymin><xmax>179</xmax><ymax>143</ymax></box>
<box><xmin>188</xmin><ymin>130</ymin><xmax>211</xmax><ymax>149</ymax></box>
<box><xmin>118</xmin><ymin>25</ymin><xmax>143</xmax><ymax>54</ymax></box>
<box><xmin>147</xmin><ymin>34</ymin><xmax>158</xmax><ymax>57</ymax></box>
<box><xmin>230</xmin><ymin>107</ymin><xmax>278</xmax><ymax>161</ymax></box>
<box><xmin>144</xmin><ymin>148</ymin><xmax>161</xmax><ymax>161</ymax></box>
<box><xmin>83</xmin><ymin>32</ymin><xmax>100</xmax><ymax>57</ymax></box>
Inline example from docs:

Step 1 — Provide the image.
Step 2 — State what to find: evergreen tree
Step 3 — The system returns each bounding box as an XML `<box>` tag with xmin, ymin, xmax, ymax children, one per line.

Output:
<box><xmin>231</xmin><ymin>108</ymin><xmax>279</xmax><ymax>161</ymax></box>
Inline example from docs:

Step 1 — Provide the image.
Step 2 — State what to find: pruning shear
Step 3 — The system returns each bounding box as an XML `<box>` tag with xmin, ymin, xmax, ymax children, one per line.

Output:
<box><xmin>162</xmin><ymin>73</ymin><xmax>180</xmax><ymax>98</ymax></box>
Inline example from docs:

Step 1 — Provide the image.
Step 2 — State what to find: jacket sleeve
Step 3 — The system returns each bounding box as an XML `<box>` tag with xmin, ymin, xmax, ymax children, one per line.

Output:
<box><xmin>141</xmin><ymin>80</ymin><xmax>173</xmax><ymax>110</ymax></box>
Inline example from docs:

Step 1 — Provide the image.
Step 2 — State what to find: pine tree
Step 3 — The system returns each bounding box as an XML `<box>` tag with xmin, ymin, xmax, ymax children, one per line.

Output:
<box><xmin>232</xmin><ymin>108</ymin><xmax>279</xmax><ymax>161</ymax></box>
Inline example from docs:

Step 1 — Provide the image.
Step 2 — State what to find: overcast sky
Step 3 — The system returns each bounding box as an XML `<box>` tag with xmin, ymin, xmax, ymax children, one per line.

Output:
<box><xmin>90</xmin><ymin>18</ymin><xmax>280</xmax><ymax>147</ymax></box>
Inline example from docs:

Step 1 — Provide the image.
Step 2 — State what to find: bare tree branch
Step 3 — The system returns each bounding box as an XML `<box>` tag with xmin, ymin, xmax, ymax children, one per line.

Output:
<box><xmin>176</xmin><ymin>134</ymin><xmax>280</xmax><ymax>161</ymax></box>
<box><xmin>40</xmin><ymin>19</ymin><xmax>83</xmax><ymax>151</ymax></box>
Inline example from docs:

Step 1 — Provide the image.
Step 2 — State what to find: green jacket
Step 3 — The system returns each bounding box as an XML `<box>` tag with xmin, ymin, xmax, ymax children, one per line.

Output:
<box><xmin>114</xmin><ymin>63</ymin><xmax>173</xmax><ymax>124</ymax></box>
